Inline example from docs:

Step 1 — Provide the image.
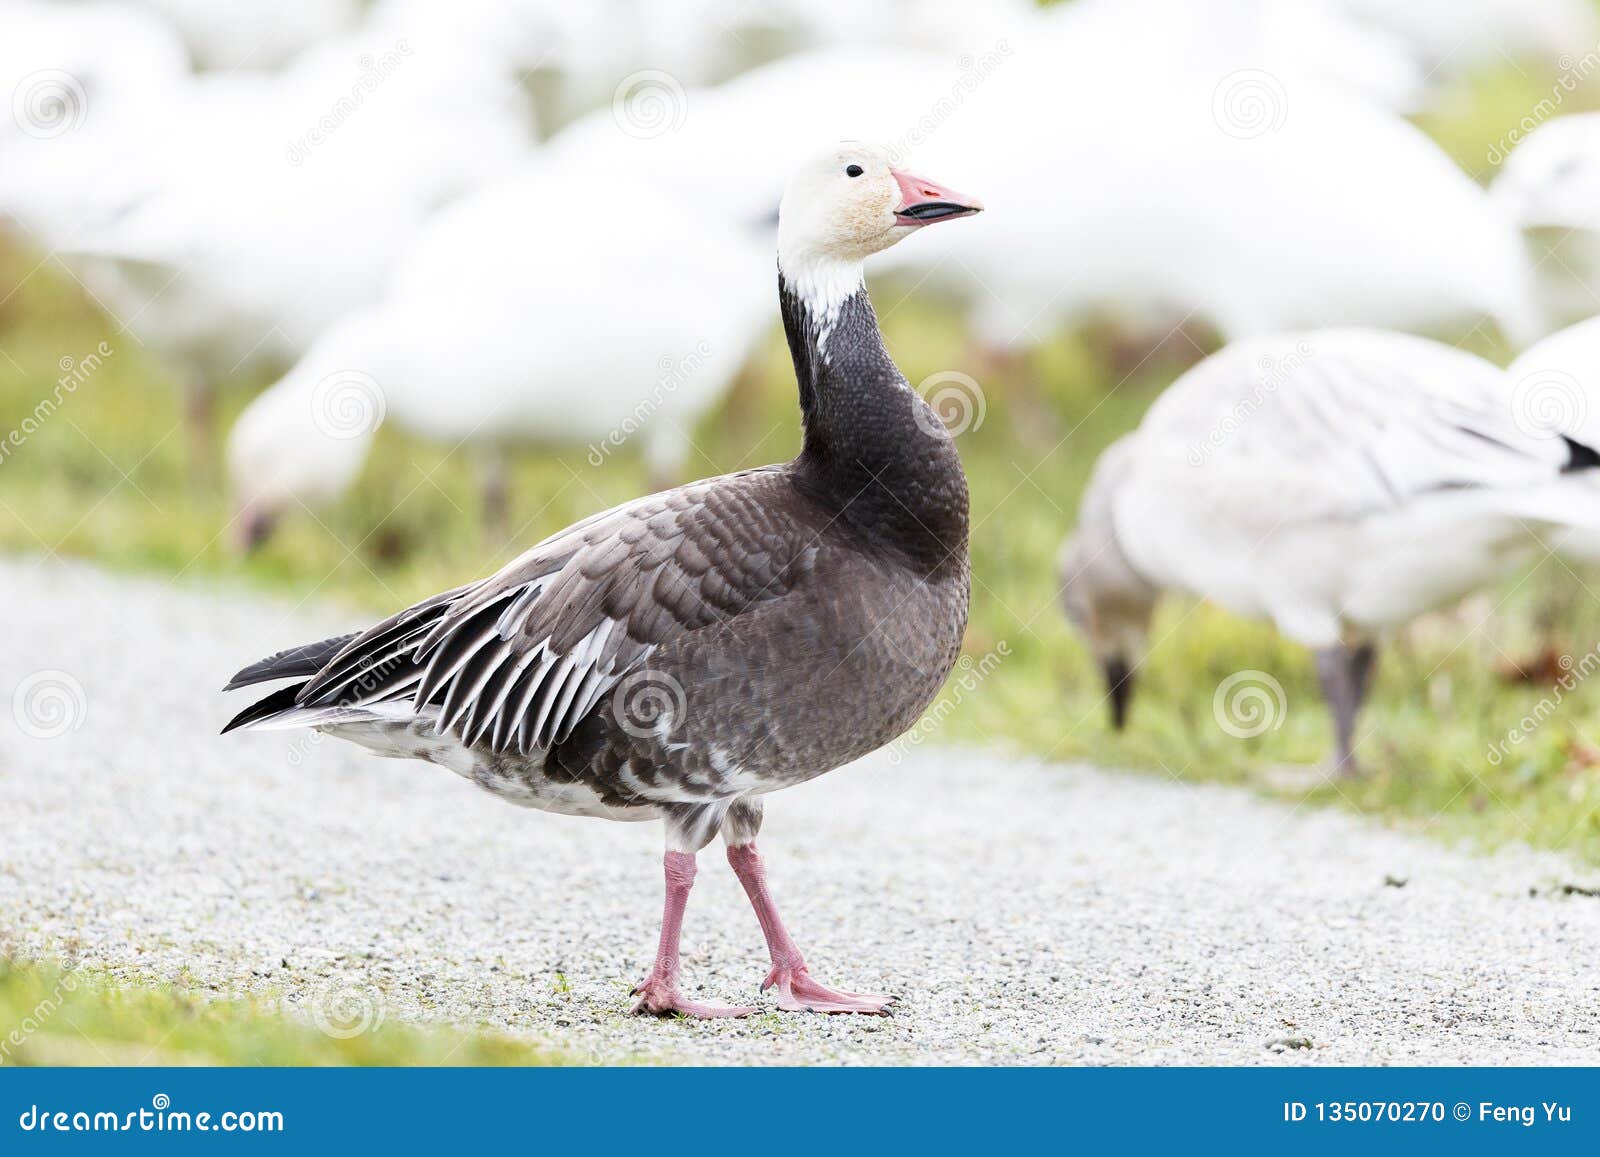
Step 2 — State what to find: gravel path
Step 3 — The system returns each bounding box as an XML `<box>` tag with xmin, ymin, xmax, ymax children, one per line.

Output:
<box><xmin>2</xmin><ymin>554</ymin><xmax>1598</xmax><ymax>1065</ymax></box>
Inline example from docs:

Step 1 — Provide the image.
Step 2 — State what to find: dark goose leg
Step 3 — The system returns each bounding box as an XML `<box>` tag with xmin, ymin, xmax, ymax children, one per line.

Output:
<box><xmin>1314</xmin><ymin>643</ymin><xmax>1370</xmax><ymax>779</ymax></box>
<box><xmin>724</xmin><ymin>802</ymin><xmax>894</xmax><ymax>1015</ymax></box>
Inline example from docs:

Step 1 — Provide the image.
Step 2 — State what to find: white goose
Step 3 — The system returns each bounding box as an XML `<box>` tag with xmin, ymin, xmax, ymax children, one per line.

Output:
<box><xmin>1491</xmin><ymin>112</ymin><xmax>1600</xmax><ymax>334</ymax></box>
<box><xmin>0</xmin><ymin>0</ymin><xmax>189</xmax><ymax>241</ymax></box>
<box><xmin>134</xmin><ymin>0</ymin><xmax>364</xmax><ymax>71</ymax></box>
<box><xmin>10</xmin><ymin>11</ymin><xmax>535</xmax><ymax>455</ymax></box>
<box><xmin>1058</xmin><ymin>329</ymin><xmax>1600</xmax><ymax>772</ymax></box>
<box><xmin>904</xmin><ymin>0</ymin><xmax>1537</xmax><ymax>349</ymax></box>
<box><xmin>1507</xmin><ymin>315</ymin><xmax>1600</xmax><ymax>562</ymax></box>
<box><xmin>548</xmin><ymin>0</ymin><xmax>1533</xmax><ymax>350</ymax></box>
<box><xmin>1333</xmin><ymin>0</ymin><xmax>1598</xmax><ymax>88</ymax></box>
<box><xmin>544</xmin><ymin>44</ymin><xmax>979</xmax><ymax>231</ymax></box>
<box><xmin>227</xmin><ymin>162</ymin><xmax>772</xmax><ymax>547</ymax></box>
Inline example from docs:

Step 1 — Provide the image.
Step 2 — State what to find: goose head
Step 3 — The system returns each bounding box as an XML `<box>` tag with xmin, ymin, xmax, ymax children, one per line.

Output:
<box><xmin>1057</xmin><ymin>436</ymin><xmax>1159</xmax><ymax>731</ymax></box>
<box><xmin>226</xmin><ymin>355</ymin><xmax>376</xmax><ymax>552</ymax></box>
<box><xmin>1058</xmin><ymin>530</ymin><xmax>1158</xmax><ymax>732</ymax></box>
<box><xmin>777</xmin><ymin>142</ymin><xmax>981</xmax><ymax>296</ymax></box>
<box><xmin>1493</xmin><ymin>114</ymin><xmax>1600</xmax><ymax>229</ymax></box>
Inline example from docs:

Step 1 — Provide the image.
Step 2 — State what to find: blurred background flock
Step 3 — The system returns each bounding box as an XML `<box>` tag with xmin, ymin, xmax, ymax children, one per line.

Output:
<box><xmin>7</xmin><ymin>0</ymin><xmax>1600</xmax><ymax>861</ymax></box>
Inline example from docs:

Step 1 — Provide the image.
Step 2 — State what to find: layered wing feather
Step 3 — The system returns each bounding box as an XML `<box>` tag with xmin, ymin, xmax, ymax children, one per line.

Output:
<box><xmin>1139</xmin><ymin>329</ymin><xmax>1578</xmax><ymax>520</ymax></box>
<box><xmin>290</xmin><ymin>468</ymin><xmax>814</xmax><ymax>754</ymax></box>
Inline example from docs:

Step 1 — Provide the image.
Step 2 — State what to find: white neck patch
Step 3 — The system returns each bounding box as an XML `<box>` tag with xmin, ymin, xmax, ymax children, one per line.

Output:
<box><xmin>778</xmin><ymin>250</ymin><xmax>865</xmax><ymax>359</ymax></box>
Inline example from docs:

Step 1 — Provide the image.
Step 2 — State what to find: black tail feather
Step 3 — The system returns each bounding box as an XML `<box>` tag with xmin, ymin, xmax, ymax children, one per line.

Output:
<box><xmin>222</xmin><ymin>632</ymin><xmax>360</xmax><ymax>692</ymax></box>
<box><xmin>1562</xmin><ymin>436</ymin><xmax>1600</xmax><ymax>474</ymax></box>
<box><xmin>221</xmin><ymin>681</ymin><xmax>310</xmax><ymax>734</ymax></box>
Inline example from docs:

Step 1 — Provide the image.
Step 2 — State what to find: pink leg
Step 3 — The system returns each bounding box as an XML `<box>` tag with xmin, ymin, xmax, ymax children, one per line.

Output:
<box><xmin>726</xmin><ymin>842</ymin><xmax>895</xmax><ymax>1015</ymax></box>
<box><xmin>631</xmin><ymin>851</ymin><xmax>755</xmax><ymax>1019</ymax></box>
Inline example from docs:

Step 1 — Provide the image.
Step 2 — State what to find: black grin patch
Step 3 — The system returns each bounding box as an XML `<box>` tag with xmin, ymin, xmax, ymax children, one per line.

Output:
<box><xmin>896</xmin><ymin>202</ymin><xmax>977</xmax><ymax>223</ymax></box>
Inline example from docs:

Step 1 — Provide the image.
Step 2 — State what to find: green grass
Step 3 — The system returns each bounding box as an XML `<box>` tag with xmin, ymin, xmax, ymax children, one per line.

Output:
<box><xmin>1413</xmin><ymin>54</ymin><xmax>1600</xmax><ymax>181</ymax></box>
<box><xmin>0</xmin><ymin>958</ymin><xmax>567</xmax><ymax>1066</ymax></box>
<box><xmin>4</xmin><ymin>56</ymin><xmax>1600</xmax><ymax>875</ymax></box>
<box><xmin>5</xmin><ymin>258</ymin><xmax>1600</xmax><ymax>866</ymax></box>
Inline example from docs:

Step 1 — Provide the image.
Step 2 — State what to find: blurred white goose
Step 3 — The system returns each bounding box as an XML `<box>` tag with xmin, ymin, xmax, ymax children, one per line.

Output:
<box><xmin>1058</xmin><ymin>329</ymin><xmax>1600</xmax><ymax>772</ymax></box>
<box><xmin>0</xmin><ymin>1</ymin><xmax>186</xmax><ymax>130</ymax></box>
<box><xmin>1333</xmin><ymin>0</ymin><xmax>1597</xmax><ymax>87</ymax></box>
<box><xmin>1509</xmin><ymin>315</ymin><xmax>1600</xmax><ymax>410</ymax></box>
<box><xmin>903</xmin><ymin>0</ymin><xmax>1536</xmax><ymax>349</ymax></box>
<box><xmin>0</xmin><ymin>0</ymin><xmax>188</xmax><ymax>239</ymax></box>
<box><xmin>135</xmin><ymin>0</ymin><xmax>364</xmax><ymax>71</ymax></box>
<box><xmin>1491</xmin><ymin>113</ymin><xmax>1600</xmax><ymax>333</ymax></box>
<box><xmin>8</xmin><ymin>10</ymin><xmax>535</xmax><ymax>454</ymax></box>
<box><xmin>227</xmin><ymin>163</ymin><xmax>771</xmax><ymax>547</ymax></box>
<box><xmin>549</xmin><ymin>0</ymin><xmax>1530</xmax><ymax>350</ymax></box>
<box><xmin>1507</xmin><ymin>314</ymin><xmax>1600</xmax><ymax>561</ymax></box>
<box><xmin>1493</xmin><ymin>114</ymin><xmax>1600</xmax><ymax>231</ymax></box>
<box><xmin>546</xmin><ymin>44</ymin><xmax>979</xmax><ymax>230</ymax></box>
<box><xmin>404</xmin><ymin>0</ymin><xmax>1039</xmax><ymax>135</ymax></box>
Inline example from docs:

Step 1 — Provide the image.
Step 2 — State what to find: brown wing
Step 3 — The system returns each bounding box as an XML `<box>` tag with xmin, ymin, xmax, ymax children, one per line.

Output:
<box><xmin>296</xmin><ymin>468</ymin><xmax>816</xmax><ymax>754</ymax></box>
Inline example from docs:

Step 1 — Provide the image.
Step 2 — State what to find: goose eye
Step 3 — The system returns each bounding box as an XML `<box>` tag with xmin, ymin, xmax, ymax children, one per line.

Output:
<box><xmin>845</xmin><ymin>164</ymin><xmax>864</xmax><ymax>178</ymax></box>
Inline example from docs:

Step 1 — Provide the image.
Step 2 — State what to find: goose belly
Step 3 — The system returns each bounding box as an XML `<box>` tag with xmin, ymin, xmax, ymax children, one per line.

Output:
<box><xmin>1334</xmin><ymin>504</ymin><xmax>1541</xmax><ymax>631</ymax></box>
<box><xmin>318</xmin><ymin>718</ymin><xmax>656</xmax><ymax>822</ymax></box>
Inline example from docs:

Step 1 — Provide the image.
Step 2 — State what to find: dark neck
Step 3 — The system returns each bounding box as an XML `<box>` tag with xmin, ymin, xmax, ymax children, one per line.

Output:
<box><xmin>779</xmin><ymin>268</ymin><xmax>968</xmax><ymax>575</ymax></box>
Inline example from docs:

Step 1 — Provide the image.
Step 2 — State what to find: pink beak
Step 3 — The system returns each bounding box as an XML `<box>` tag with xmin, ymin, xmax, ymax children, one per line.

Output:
<box><xmin>891</xmin><ymin>168</ymin><xmax>984</xmax><ymax>225</ymax></box>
